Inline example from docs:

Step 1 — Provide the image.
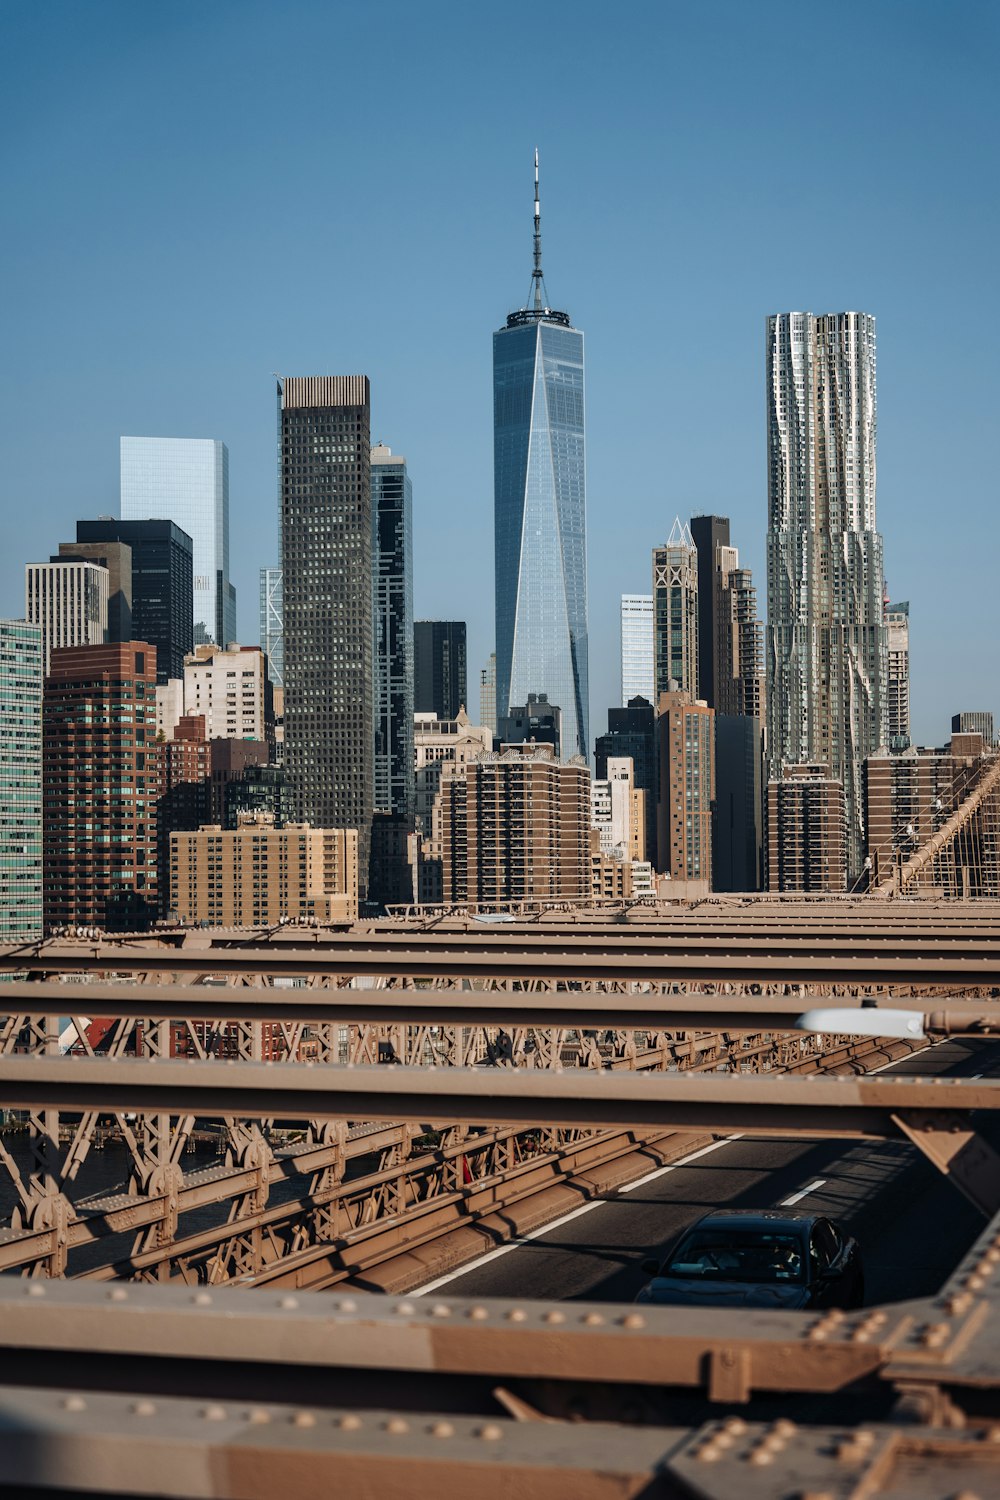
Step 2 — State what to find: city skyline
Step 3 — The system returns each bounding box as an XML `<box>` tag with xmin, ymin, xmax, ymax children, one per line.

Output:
<box><xmin>1</xmin><ymin>2</ymin><xmax>997</xmax><ymax>748</ymax></box>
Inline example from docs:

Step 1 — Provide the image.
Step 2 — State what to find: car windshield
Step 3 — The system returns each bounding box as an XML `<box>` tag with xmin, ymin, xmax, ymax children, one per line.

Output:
<box><xmin>663</xmin><ymin>1229</ymin><xmax>805</xmax><ymax>1284</ymax></box>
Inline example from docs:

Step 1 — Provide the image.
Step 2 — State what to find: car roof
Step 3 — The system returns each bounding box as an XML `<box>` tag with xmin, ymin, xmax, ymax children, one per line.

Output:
<box><xmin>684</xmin><ymin>1209</ymin><xmax>822</xmax><ymax>1234</ymax></box>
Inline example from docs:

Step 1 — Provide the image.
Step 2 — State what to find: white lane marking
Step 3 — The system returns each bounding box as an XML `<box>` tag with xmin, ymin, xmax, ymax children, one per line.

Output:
<box><xmin>779</xmin><ymin>1178</ymin><xmax>827</xmax><ymax>1207</ymax></box>
<box><xmin>410</xmin><ymin>1134</ymin><xmax>745</xmax><ymax>1296</ymax></box>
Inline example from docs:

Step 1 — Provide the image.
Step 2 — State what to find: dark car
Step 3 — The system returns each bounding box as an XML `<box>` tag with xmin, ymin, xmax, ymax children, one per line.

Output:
<box><xmin>634</xmin><ymin>1209</ymin><xmax>864</xmax><ymax>1311</ymax></box>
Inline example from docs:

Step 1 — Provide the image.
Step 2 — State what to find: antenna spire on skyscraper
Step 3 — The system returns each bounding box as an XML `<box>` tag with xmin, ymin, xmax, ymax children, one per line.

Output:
<box><xmin>532</xmin><ymin>147</ymin><xmax>544</xmax><ymax>311</ymax></box>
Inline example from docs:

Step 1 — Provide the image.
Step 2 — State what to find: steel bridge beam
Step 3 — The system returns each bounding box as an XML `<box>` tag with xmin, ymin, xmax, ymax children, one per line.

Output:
<box><xmin>4</xmin><ymin>942</ymin><xmax>1000</xmax><ymax>987</ymax></box>
<box><xmin>2</xmin><ymin>979</ymin><xmax>998</xmax><ymax>1035</ymax></box>
<box><xmin>0</xmin><ymin>1055</ymin><xmax>996</xmax><ymax>1136</ymax></box>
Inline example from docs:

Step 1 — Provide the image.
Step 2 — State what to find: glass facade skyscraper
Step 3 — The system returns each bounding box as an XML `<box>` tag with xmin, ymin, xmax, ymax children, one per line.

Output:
<box><xmin>0</xmin><ymin>620</ymin><xmax>43</xmax><ymax>941</ymax></box>
<box><xmin>121</xmin><ymin>436</ymin><xmax>236</xmax><ymax>647</ymax></box>
<box><xmin>493</xmin><ymin>155</ymin><xmax>588</xmax><ymax>761</ymax></box>
<box><xmin>259</xmin><ymin>567</ymin><xmax>284</xmax><ymax>686</ymax></box>
<box><xmin>766</xmin><ymin>312</ymin><xmax>888</xmax><ymax>880</ymax></box>
<box><xmin>620</xmin><ymin>594</ymin><xmax>654</xmax><ymax>707</ymax></box>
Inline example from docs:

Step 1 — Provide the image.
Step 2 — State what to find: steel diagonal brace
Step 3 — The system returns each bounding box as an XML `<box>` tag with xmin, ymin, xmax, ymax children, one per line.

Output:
<box><xmin>890</xmin><ymin>1110</ymin><xmax>1000</xmax><ymax>1217</ymax></box>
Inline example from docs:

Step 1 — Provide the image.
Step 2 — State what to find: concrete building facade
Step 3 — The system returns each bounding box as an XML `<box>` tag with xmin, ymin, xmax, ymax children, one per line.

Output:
<box><xmin>279</xmin><ymin>375</ymin><xmax>373</xmax><ymax>888</ymax></box>
<box><xmin>766</xmin><ymin>764</ymin><xmax>848</xmax><ymax>893</ymax></box>
<box><xmin>437</xmin><ymin>745</ymin><xmax>590</xmax><ymax>908</ymax></box>
<box><xmin>183</xmin><ymin>644</ymin><xmax>270</xmax><ymax>745</ymax></box>
<box><xmin>170</xmin><ymin>816</ymin><xmax>358</xmax><ymax>927</ymax></box>
<box><xmin>26</xmin><ymin>559</ymin><xmax>108</xmax><ymax>674</ymax></box>
<box><xmin>43</xmin><ymin>642</ymin><xmax>163</xmax><ymax>930</ymax></box>
<box><xmin>655</xmin><ymin>688</ymin><xmax>714</xmax><ymax>891</ymax></box>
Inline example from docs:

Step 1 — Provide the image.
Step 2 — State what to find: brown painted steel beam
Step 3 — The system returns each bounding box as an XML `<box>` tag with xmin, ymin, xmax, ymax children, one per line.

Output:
<box><xmin>0</xmin><ymin>1056</ymin><xmax>996</xmax><ymax>1135</ymax></box>
<box><xmin>3</xmin><ymin>980</ymin><xmax>998</xmax><ymax>1035</ymax></box>
<box><xmin>4</xmin><ymin>943</ymin><xmax>1000</xmax><ymax>987</ymax></box>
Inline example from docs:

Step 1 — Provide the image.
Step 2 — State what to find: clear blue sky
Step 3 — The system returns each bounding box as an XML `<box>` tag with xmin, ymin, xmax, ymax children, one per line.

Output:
<box><xmin>2</xmin><ymin>0</ymin><xmax>997</xmax><ymax>746</ymax></box>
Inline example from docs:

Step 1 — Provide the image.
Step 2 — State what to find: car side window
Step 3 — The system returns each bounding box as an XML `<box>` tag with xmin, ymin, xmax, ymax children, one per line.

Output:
<box><xmin>811</xmin><ymin>1221</ymin><xmax>839</xmax><ymax>1269</ymax></box>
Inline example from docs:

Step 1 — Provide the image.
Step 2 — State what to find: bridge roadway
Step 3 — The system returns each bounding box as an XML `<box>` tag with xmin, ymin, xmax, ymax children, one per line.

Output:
<box><xmin>411</xmin><ymin>1037</ymin><xmax>998</xmax><ymax>1307</ymax></box>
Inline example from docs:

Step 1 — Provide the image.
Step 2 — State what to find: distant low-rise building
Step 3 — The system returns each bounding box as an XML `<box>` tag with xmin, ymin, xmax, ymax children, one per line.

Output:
<box><xmin>436</xmin><ymin>744</ymin><xmax>590</xmax><ymax>908</ymax></box>
<box><xmin>766</xmin><ymin>765</ymin><xmax>847</xmax><ymax>893</ymax></box>
<box><xmin>170</xmin><ymin>815</ymin><xmax>358</xmax><ymax>926</ymax></box>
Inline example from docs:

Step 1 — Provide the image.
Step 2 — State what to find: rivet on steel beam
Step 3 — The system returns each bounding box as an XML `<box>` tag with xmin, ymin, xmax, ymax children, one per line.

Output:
<box><xmin>337</xmin><ymin>1414</ymin><xmax>363</xmax><ymax>1431</ymax></box>
<box><xmin>723</xmin><ymin>1417</ymin><xmax>747</xmax><ymax>1435</ymax></box>
<box><xmin>192</xmin><ymin>1292</ymin><xmax>212</xmax><ymax>1306</ymax></box>
<box><xmin>694</xmin><ymin>1443</ymin><xmax>721</xmax><ymax>1463</ymax></box>
<box><xmin>477</xmin><ymin>1424</ymin><xmax>503</xmax><ymax>1441</ymax></box>
<box><xmin>62</xmin><ymin>1396</ymin><xmax>86</xmax><ymax>1412</ymax></box>
<box><xmin>337</xmin><ymin>1299</ymin><xmax>357</xmax><ymax>1314</ymax></box>
<box><xmin>279</xmin><ymin>1297</ymin><xmax>299</xmax><ymax>1310</ymax></box>
<box><xmin>107</xmin><ymin>1287</ymin><xmax>128</xmax><ymax>1301</ymax></box>
<box><xmin>395</xmin><ymin>1302</ymin><xmax>415</xmax><ymax>1316</ymax></box>
<box><xmin>202</xmin><ymin>1406</ymin><xmax>228</xmax><ymax>1422</ymax></box>
<box><xmin>543</xmin><ymin>1310</ymin><xmax>565</xmax><ymax>1324</ymax></box>
<box><xmin>249</xmin><ymin>1409</ymin><xmax>271</xmax><ymax>1424</ymax></box>
<box><xmin>468</xmin><ymin>1306</ymin><xmax>489</xmax><ymax>1320</ymax></box>
<box><xmin>773</xmin><ymin>1418</ymin><xmax>797</xmax><ymax>1438</ymax></box>
<box><xmin>582</xmin><ymin>1312</ymin><xmax>604</xmax><ymax>1326</ymax></box>
<box><xmin>945</xmin><ymin>1293</ymin><xmax>973</xmax><ymax>1316</ymax></box>
<box><xmin>430</xmin><ymin>1421</ymin><xmax>454</xmax><ymax>1438</ymax></box>
<box><xmin>131</xmin><ymin>1400</ymin><xmax>156</xmax><ymax>1417</ymax></box>
<box><xmin>619</xmin><ymin>1313</ymin><xmax>645</xmax><ymax>1329</ymax></box>
<box><xmin>749</xmin><ymin>1449</ymin><xmax>773</xmax><ymax>1466</ymax></box>
<box><xmin>506</xmin><ymin>1308</ymin><xmax>527</xmax><ymax>1322</ymax></box>
<box><xmin>385</xmin><ymin>1417</ymin><xmax>409</xmax><ymax>1434</ymax></box>
<box><xmin>293</xmin><ymin>1411</ymin><xmax>316</xmax><ymax>1428</ymax></box>
<box><xmin>25</xmin><ymin>1285</ymin><xmax>45</xmax><ymax>1298</ymax></box>
<box><xmin>430</xmin><ymin>1303</ymin><xmax>451</xmax><ymax>1318</ymax></box>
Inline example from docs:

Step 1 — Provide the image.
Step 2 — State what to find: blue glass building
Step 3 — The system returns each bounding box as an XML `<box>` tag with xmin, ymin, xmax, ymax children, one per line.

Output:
<box><xmin>494</xmin><ymin>155</ymin><xmax>589</xmax><ymax>762</ymax></box>
<box><xmin>121</xmin><ymin>436</ymin><xmax>236</xmax><ymax>648</ymax></box>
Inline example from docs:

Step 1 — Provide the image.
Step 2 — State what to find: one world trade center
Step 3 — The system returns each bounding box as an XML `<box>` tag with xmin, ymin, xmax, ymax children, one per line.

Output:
<box><xmin>494</xmin><ymin>152</ymin><xmax>589</xmax><ymax>760</ymax></box>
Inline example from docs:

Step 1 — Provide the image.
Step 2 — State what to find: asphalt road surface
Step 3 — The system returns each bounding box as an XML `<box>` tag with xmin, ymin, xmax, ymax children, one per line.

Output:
<box><xmin>413</xmin><ymin>1038</ymin><xmax>997</xmax><ymax>1306</ymax></box>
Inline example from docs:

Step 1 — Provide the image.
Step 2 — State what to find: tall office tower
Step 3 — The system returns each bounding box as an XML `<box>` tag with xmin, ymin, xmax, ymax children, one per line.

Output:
<box><xmin>372</xmin><ymin>447</ymin><xmax>414</xmax><ymax>817</ymax></box>
<box><xmin>76</xmin><ymin>519</ymin><xmax>193</xmax><ymax>683</ymax></box>
<box><xmin>0</xmin><ymin>621</ymin><xmax>43</xmax><ymax>941</ymax></box>
<box><xmin>887</xmin><ymin>601</ymin><xmax>911</xmax><ymax>752</ymax></box>
<box><xmin>689</xmin><ymin>517</ymin><xmax>764</xmax><ymax>719</ymax></box>
<box><xmin>952</xmin><ymin>711</ymin><xmax>995</xmax><ymax>745</ymax></box>
<box><xmin>43</xmin><ymin>642</ymin><xmax>163</xmax><ymax>929</ymax></box>
<box><xmin>480</xmin><ymin>653</ymin><xmax>497</xmax><ymax>736</ymax></box>
<box><xmin>56</xmin><ymin>540</ymin><xmax>132</xmax><ymax>641</ymax></box>
<box><xmin>620</xmin><ymin>594</ymin><xmax>654</xmax><ymax>705</ymax></box>
<box><xmin>494</xmin><ymin>153</ymin><xmax>589</xmax><ymax>761</ymax></box>
<box><xmin>595</xmin><ymin>696</ymin><xmax>657</xmax><ymax>867</ymax></box>
<box><xmin>728</xmin><ymin>567</ymin><xmax>765</xmax><ymax>720</ymax></box>
<box><xmin>414</xmin><ymin>621</ymin><xmax>466</xmax><ymax>720</ymax></box>
<box><xmin>653</xmin><ymin>519</ymin><xmax>698</xmax><ymax>700</ymax></box>
<box><xmin>437</xmin><ymin>744</ymin><xmax>591</xmax><ymax>907</ymax></box>
<box><xmin>26</xmin><ymin>559</ymin><xmax>108</xmax><ymax>673</ymax></box>
<box><xmin>689</xmin><ymin>516</ymin><xmax>731</xmax><ymax>707</ymax></box>
<box><xmin>279</xmin><ymin>376</ymin><xmax>373</xmax><ymax>888</ymax></box>
<box><xmin>714</xmin><ymin>715</ymin><xmax>764</xmax><ymax>892</ymax></box>
<box><xmin>120</xmin><ymin>436</ymin><xmax>235</xmax><ymax>647</ymax></box>
<box><xmin>655</xmin><ymin>688</ymin><xmax>714</xmax><ymax>891</ymax></box>
<box><xmin>259</xmin><ymin>567</ymin><xmax>284</xmax><ymax>685</ymax></box>
<box><xmin>766</xmin><ymin>312</ymin><xmax>888</xmax><ymax>879</ymax></box>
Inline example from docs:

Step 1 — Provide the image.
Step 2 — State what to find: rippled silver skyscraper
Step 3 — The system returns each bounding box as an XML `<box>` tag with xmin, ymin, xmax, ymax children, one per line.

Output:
<box><xmin>494</xmin><ymin>153</ymin><xmax>588</xmax><ymax>760</ymax></box>
<box><xmin>766</xmin><ymin>312</ymin><xmax>888</xmax><ymax>877</ymax></box>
